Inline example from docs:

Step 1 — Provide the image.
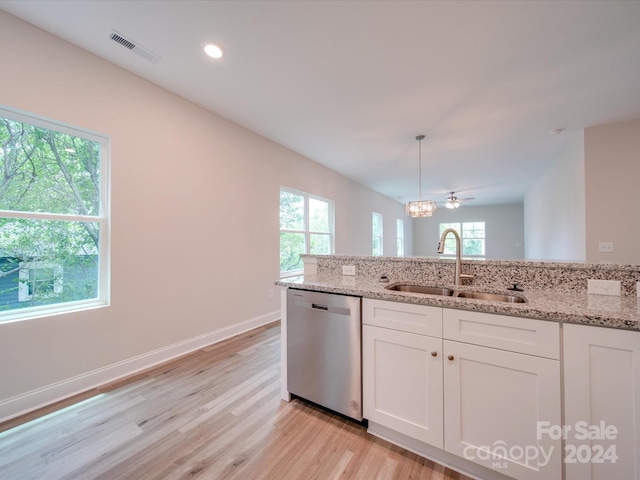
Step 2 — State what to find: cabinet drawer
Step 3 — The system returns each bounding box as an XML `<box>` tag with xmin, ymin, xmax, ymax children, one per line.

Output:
<box><xmin>363</xmin><ymin>299</ymin><xmax>442</xmax><ymax>337</ymax></box>
<box><xmin>443</xmin><ymin>308</ymin><xmax>560</xmax><ymax>359</ymax></box>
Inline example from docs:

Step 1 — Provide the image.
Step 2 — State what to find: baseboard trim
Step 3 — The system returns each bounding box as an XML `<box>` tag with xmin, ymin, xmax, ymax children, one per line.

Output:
<box><xmin>0</xmin><ymin>311</ymin><xmax>280</xmax><ymax>423</ymax></box>
<box><xmin>367</xmin><ymin>422</ymin><xmax>512</xmax><ymax>480</ymax></box>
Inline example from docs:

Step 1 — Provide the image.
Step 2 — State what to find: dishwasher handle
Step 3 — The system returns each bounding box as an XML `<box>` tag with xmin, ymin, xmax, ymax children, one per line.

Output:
<box><xmin>292</xmin><ymin>300</ymin><xmax>351</xmax><ymax>316</ymax></box>
<box><xmin>289</xmin><ymin>290</ymin><xmax>357</xmax><ymax>316</ymax></box>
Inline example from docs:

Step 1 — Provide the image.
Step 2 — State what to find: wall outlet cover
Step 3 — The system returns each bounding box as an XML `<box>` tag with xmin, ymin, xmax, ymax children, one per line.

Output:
<box><xmin>587</xmin><ymin>279</ymin><xmax>621</xmax><ymax>296</ymax></box>
<box><xmin>598</xmin><ymin>241</ymin><xmax>614</xmax><ymax>253</ymax></box>
<box><xmin>342</xmin><ymin>265</ymin><xmax>356</xmax><ymax>276</ymax></box>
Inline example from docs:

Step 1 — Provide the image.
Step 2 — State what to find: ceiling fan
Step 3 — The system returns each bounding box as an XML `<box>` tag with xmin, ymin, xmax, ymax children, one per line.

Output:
<box><xmin>442</xmin><ymin>191</ymin><xmax>475</xmax><ymax>209</ymax></box>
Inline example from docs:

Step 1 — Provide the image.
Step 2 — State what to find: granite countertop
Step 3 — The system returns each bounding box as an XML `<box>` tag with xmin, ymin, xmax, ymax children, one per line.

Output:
<box><xmin>276</xmin><ymin>273</ymin><xmax>640</xmax><ymax>332</ymax></box>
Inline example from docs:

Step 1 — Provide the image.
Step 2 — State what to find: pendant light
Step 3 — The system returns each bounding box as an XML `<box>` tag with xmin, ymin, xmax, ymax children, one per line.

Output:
<box><xmin>405</xmin><ymin>135</ymin><xmax>437</xmax><ymax>217</ymax></box>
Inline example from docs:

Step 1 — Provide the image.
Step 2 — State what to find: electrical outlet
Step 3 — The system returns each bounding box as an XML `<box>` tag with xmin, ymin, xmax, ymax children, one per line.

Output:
<box><xmin>342</xmin><ymin>265</ymin><xmax>356</xmax><ymax>276</ymax></box>
<box><xmin>587</xmin><ymin>279</ymin><xmax>621</xmax><ymax>296</ymax></box>
<box><xmin>598</xmin><ymin>242</ymin><xmax>614</xmax><ymax>253</ymax></box>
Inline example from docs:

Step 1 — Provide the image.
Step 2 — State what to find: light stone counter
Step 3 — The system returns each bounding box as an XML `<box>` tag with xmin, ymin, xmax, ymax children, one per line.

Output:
<box><xmin>276</xmin><ymin>272</ymin><xmax>640</xmax><ymax>332</ymax></box>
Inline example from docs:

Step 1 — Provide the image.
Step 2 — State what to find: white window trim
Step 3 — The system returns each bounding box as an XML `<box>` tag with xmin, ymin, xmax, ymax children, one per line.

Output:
<box><xmin>280</xmin><ymin>187</ymin><xmax>335</xmax><ymax>277</ymax></box>
<box><xmin>0</xmin><ymin>105</ymin><xmax>111</xmax><ymax>324</ymax></box>
<box><xmin>397</xmin><ymin>218</ymin><xmax>404</xmax><ymax>257</ymax></box>
<box><xmin>372</xmin><ymin>212</ymin><xmax>383</xmax><ymax>256</ymax></box>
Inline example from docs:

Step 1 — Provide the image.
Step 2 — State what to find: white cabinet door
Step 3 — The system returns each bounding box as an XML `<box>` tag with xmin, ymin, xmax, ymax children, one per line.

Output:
<box><xmin>363</xmin><ymin>324</ymin><xmax>444</xmax><ymax>448</ymax></box>
<box><xmin>443</xmin><ymin>340</ymin><xmax>562</xmax><ymax>480</ymax></box>
<box><xmin>564</xmin><ymin>323</ymin><xmax>640</xmax><ymax>480</ymax></box>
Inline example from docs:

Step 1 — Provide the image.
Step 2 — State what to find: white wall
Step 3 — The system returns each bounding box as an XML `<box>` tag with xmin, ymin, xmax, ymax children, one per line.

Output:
<box><xmin>524</xmin><ymin>131</ymin><xmax>585</xmax><ymax>261</ymax></box>
<box><xmin>412</xmin><ymin>204</ymin><xmax>524</xmax><ymax>260</ymax></box>
<box><xmin>585</xmin><ymin>118</ymin><xmax>640</xmax><ymax>264</ymax></box>
<box><xmin>0</xmin><ymin>11</ymin><xmax>407</xmax><ymax>419</ymax></box>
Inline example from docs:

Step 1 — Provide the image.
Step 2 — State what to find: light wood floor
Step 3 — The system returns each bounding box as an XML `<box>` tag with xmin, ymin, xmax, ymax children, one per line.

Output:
<box><xmin>0</xmin><ymin>321</ymin><xmax>471</xmax><ymax>480</ymax></box>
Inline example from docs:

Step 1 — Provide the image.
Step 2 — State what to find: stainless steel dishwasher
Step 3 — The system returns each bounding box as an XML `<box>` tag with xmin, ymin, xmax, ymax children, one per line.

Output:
<box><xmin>287</xmin><ymin>288</ymin><xmax>363</xmax><ymax>421</ymax></box>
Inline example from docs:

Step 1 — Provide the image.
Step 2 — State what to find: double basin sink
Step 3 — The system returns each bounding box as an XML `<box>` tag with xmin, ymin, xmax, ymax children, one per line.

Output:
<box><xmin>386</xmin><ymin>284</ymin><xmax>526</xmax><ymax>303</ymax></box>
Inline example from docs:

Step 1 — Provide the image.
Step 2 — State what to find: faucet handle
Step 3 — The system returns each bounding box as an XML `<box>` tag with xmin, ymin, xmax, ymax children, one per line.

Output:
<box><xmin>459</xmin><ymin>274</ymin><xmax>474</xmax><ymax>281</ymax></box>
<box><xmin>507</xmin><ymin>283</ymin><xmax>524</xmax><ymax>291</ymax></box>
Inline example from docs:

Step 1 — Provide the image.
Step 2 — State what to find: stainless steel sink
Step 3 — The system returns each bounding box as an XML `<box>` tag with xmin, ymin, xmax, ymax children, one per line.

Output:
<box><xmin>385</xmin><ymin>284</ymin><xmax>527</xmax><ymax>303</ymax></box>
<box><xmin>454</xmin><ymin>291</ymin><xmax>527</xmax><ymax>303</ymax></box>
<box><xmin>385</xmin><ymin>284</ymin><xmax>454</xmax><ymax>296</ymax></box>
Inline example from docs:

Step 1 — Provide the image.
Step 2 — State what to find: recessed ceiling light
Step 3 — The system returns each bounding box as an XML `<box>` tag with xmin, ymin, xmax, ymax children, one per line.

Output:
<box><xmin>549</xmin><ymin>128</ymin><xmax>564</xmax><ymax>135</ymax></box>
<box><xmin>204</xmin><ymin>43</ymin><xmax>224</xmax><ymax>59</ymax></box>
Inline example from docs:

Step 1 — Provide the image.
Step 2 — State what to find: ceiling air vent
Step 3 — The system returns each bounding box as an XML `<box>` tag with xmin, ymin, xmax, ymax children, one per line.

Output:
<box><xmin>108</xmin><ymin>29</ymin><xmax>161</xmax><ymax>64</ymax></box>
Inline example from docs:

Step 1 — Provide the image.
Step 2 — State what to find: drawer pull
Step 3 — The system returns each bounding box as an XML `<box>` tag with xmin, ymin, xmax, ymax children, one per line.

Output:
<box><xmin>431</xmin><ymin>351</ymin><xmax>438</xmax><ymax>357</ymax></box>
<box><xmin>448</xmin><ymin>355</ymin><xmax>455</xmax><ymax>361</ymax></box>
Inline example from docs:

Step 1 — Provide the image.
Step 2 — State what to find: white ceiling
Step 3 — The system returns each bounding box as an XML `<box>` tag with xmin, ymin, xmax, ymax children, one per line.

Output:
<box><xmin>2</xmin><ymin>0</ymin><xmax>640</xmax><ymax>206</ymax></box>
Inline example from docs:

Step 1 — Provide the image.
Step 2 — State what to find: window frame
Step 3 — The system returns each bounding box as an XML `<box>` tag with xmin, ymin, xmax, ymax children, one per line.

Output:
<box><xmin>397</xmin><ymin>218</ymin><xmax>404</xmax><ymax>256</ymax></box>
<box><xmin>439</xmin><ymin>221</ymin><xmax>486</xmax><ymax>259</ymax></box>
<box><xmin>372</xmin><ymin>212</ymin><xmax>383</xmax><ymax>256</ymax></box>
<box><xmin>0</xmin><ymin>106</ymin><xmax>111</xmax><ymax>323</ymax></box>
<box><xmin>279</xmin><ymin>187</ymin><xmax>334</xmax><ymax>277</ymax></box>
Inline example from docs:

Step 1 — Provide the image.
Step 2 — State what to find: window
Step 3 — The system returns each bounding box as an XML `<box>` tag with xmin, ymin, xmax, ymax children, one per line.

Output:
<box><xmin>372</xmin><ymin>212</ymin><xmax>383</xmax><ymax>256</ymax></box>
<box><xmin>439</xmin><ymin>222</ymin><xmax>486</xmax><ymax>258</ymax></box>
<box><xmin>0</xmin><ymin>107</ymin><xmax>109</xmax><ymax>321</ymax></box>
<box><xmin>397</xmin><ymin>218</ymin><xmax>404</xmax><ymax>256</ymax></box>
<box><xmin>279</xmin><ymin>187</ymin><xmax>334</xmax><ymax>275</ymax></box>
<box><xmin>18</xmin><ymin>262</ymin><xmax>63</xmax><ymax>302</ymax></box>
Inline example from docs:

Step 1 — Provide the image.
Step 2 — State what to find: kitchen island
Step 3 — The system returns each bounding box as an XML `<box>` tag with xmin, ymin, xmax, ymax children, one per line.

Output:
<box><xmin>276</xmin><ymin>255</ymin><xmax>640</xmax><ymax>480</ymax></box>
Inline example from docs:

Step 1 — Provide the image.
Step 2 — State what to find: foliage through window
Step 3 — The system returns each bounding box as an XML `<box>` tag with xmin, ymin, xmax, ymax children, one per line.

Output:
<box><xmin>280</xmin><ymin>188</ymin><xmax>334</xmax><ymax>275</ymax></box>
<box><xmin>439</xmin><ymin>222</ymin><xmax>485</xmax><ymax>258</ymax></box>
<box><xmin>0</xmin><ymin>107</ymin><xmax>109</xmax><ymax>321</ymax></box>
<box><xmin>372</xmin><ymin>212</ymin><xmax>383</xmax><ymax>256</ymax></box>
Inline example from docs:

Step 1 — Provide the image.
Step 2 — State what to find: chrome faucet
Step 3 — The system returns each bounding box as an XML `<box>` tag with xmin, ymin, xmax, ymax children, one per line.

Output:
<box><xmin>437</xmin><ymin>228</ymin><xmax>463</xmax><ymax>286</ymax></box>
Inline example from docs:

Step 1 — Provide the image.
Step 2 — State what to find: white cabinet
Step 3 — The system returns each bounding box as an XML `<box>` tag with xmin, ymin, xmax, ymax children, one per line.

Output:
<box><xmin>363</xmin><ymin>300</ymin><xmax>443</xmax><ymax>447</ymax></box>
<box><xmin>442</xmin><ymin>309</ymin><xmax>562</xmax><ymax>480</ymax></box>
<box><xmin>363</xmin><ymin>325</ymin><xmax>443</xmax><ymax>447</ymax></box>
<box><xmin>443</xmin><ymin>340</ymin><xmax>561</xmax><ymax>480</ymax></box>
<box><xmin>362</xmin><ymin>299</ymin><xmax>562</xmax><ymax>480</ymax></box>
<box><xmin>564</xmin><ymin>323</ymin><xmax>640</xmax><ymax>480</ymax></box>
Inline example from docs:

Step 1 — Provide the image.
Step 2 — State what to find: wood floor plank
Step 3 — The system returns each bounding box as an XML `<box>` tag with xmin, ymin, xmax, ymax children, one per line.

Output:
<box><xmin>0</xmin><ymin>321</ymin><xmax>472</xmax><ymax>480</ymax></box>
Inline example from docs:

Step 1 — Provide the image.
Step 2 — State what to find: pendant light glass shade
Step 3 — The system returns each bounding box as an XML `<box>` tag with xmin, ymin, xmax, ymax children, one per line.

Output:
<box><xmin>405</xmin><ymin>135</ymin><xmax>436</xmax><ymax>218</ymax></box>
<box><xmin>405</xmin><ymin>200</ymin><xmax>437</xmax><ymax>217</ymax></box>
<box><xmin>445</xmin><ymin>198</ymin><xmax>460</xmax><ymax>209</ymax></box>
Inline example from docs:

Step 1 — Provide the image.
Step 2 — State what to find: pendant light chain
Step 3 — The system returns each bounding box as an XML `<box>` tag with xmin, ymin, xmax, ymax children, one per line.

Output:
<box><xmin>417</xmin><ymin>134</ymin><xmax>424</xmax><ymax>200</ymax></box>
<box><xmin>404</xmin><ymin>134</ymin><xmax>436</xmax><ymax>218</ymax></box>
